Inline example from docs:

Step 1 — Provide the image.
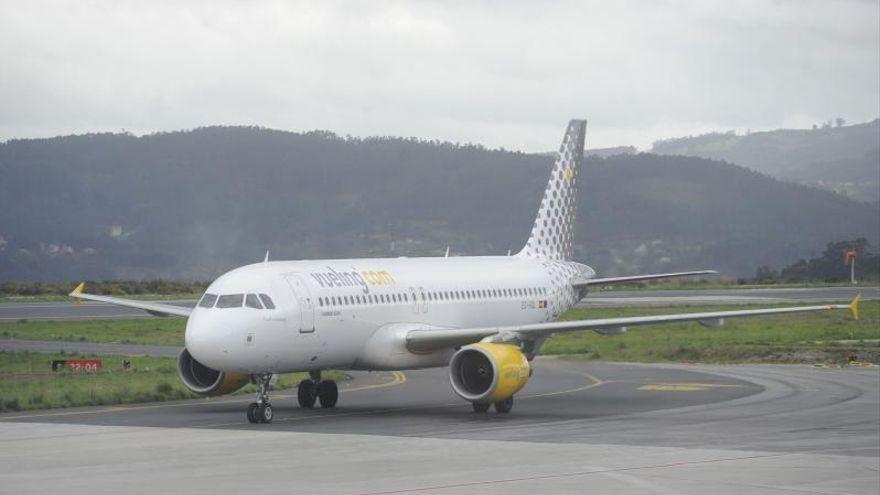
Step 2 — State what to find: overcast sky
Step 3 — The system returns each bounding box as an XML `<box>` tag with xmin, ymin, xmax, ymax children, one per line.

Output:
<box><xmin>1</xmin><ymin>0</ymin><xmax>877</xmax><ymax>151</ymax></box>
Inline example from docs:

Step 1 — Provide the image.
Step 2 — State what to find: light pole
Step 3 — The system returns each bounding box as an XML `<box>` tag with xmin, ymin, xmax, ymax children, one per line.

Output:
<box><xmin>845</xmin><ymin>250</ymin><xmax>857</xmax><ymax>285</ymax></box>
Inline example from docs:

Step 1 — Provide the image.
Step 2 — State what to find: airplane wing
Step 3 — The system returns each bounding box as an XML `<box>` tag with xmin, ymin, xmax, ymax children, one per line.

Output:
<box><xmin>405</xmin><ymin>296</ymin><xmax>860</xmax><ymax>354</ymax></box>
<box><xmin>573</xmin><ymin>270</ymin><xmax>718</xmax><ymax>287</ymax></box>
<box><xmin>68</xmin><ymin>282</ymin><xmax>192</xmax><ymax>318</ymax></box>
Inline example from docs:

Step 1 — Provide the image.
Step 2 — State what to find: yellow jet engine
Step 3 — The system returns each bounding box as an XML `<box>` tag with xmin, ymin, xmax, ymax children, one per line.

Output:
<box><xmin>177</xmin><ymin>348</ymin><xmax>250</xmax><ymax>396</ymax></box>
<box><xmin>448</xmin><ymin>342</ymin><xmax>531</xmax><ymax>413</ymax></box>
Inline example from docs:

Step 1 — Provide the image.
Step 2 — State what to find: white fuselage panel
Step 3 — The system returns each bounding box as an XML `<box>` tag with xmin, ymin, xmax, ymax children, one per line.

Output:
<box><xmin>185</xmin><ymin>255</ymin><xmax>594</xmax><ymax>374</ymax></box>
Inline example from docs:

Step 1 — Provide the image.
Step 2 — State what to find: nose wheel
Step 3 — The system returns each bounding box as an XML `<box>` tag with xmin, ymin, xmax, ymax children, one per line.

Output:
<box><xmin>246</xmin><ymin>373</ymin><xmax>275</xmax><ymax>424</ymax></box>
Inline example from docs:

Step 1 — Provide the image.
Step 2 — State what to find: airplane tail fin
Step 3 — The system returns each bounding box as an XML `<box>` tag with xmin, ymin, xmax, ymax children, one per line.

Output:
<box><xmin>519</xmin><ymin>119</ymin><xmax>586</xmax><ymax>260</ymax></box>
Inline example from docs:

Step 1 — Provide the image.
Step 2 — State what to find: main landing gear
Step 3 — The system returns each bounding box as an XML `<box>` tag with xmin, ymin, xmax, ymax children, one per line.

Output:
<box><xmin>297</xmin><ymin>370</ymin><xmax>338</xmax><ymax>409</ymax></box>
<box><xmin>246</xmin><ymin>373</ymin><xmax>274</xmax><ymax>424</ymax></box>
<box><xmin>472</xmin><ymin>396</ymin><xmax>514</xmax><ymax>414</ymax></box>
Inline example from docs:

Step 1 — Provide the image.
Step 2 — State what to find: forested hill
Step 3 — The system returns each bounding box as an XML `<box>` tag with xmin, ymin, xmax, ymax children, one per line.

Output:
<box><xmin>650</xmin><ymin>119</ymin><xmax>880</xmax><ymax>203</ymax></box>
<box><xmin>1</xmin><ymin>127</ymin><xmax>877</xmax><ymax>281</ymax></box>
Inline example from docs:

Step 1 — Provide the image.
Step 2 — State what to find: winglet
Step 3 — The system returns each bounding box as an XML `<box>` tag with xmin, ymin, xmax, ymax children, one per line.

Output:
<box><xmin>70</xmin><ymin>282</ymin><xmax>85</xmax><ymax>306</ymax></box>
<box><xmin>850</xmin><ymin>294</ymin><xmax>861</xmax><ymax>321</ymax></box>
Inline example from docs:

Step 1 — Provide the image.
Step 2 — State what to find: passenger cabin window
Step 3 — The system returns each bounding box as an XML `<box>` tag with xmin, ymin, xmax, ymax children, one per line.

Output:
<box><xmin>258</xmin><ymin>293</ymin><xmax>276</xmax><ymax>309</ymax></box>
<box><xmin>245</xmin><ymin>294</ymin><xmax>263</xmax><ymax>309</ymax></box>
<box><xmin>217</xmin><ymin>294</ymin><xmax>244</xmax><ymax>308</ymax></box>
<box><xmin>198</xmin><ymin>293</ymin><xmax>218</xmax><ymax>308</ymax></box>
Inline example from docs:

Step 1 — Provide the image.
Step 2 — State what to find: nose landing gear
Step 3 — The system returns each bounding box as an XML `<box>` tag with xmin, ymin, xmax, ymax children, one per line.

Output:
<box><xmin>297</xmin><ymin>370</ymin><xmax>338</xmax><ymax>409</ymax></box>
<box><xmin>246</xmin><ymin>373</ymin><xmax>275</xmax><ymax>424</ymax></box>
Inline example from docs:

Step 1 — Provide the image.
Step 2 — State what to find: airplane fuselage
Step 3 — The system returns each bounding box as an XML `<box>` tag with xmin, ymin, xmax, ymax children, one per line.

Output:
<box><xmin>185</xmin><ymin>255</ymin><xmax>595</xmax><ymax>374</ymax></box>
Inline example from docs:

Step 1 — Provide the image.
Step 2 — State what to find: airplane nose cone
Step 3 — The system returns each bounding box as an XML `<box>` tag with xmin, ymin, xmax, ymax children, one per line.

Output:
<box><xmin>185</xmin><ymin>312</ymin><xmax>226</xmax><ymax>368</ymax></box>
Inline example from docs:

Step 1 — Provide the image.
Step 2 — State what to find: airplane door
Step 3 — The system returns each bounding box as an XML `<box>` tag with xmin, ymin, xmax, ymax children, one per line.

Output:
<box><xmin>284</xmin><ymin>274</ymin><xmax>315</xmax><ymax>333</ymax></box>
<box><xmin>408</xmin><ymin>287</ymin><xmax>419</xmax><ymax>314</ymax></box>
<box><xmin>419</xmin><ymin>286</ymin><xmax>428</xmax><ymax>314</ymax></box>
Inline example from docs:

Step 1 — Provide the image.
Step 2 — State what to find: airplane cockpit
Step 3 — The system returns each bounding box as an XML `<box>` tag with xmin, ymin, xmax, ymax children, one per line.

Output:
<box><xmin>197</xmin><ymin>292</ymin><xmax>276</xmax><ymax>310</ymax></box>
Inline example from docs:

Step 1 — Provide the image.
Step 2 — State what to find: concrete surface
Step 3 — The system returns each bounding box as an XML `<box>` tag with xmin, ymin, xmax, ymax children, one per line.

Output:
<box><xmin>1</xmin><ymin>359</ymin><xmax>877</xmax><ymax>494</ymax></box>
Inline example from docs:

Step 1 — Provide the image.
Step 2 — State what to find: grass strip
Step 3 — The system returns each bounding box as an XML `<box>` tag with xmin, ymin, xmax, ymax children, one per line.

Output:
<box><xmin>0</xmin><ymin>351</ymin><xmax>341</xmax><ymax>412</ymax></box>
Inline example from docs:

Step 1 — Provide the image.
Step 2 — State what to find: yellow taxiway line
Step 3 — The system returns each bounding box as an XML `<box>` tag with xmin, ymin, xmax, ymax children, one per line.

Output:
<box><xmin>637</xmin><ymin>382</ymin><xmax>753</xmax><ymax>392</ymax></box>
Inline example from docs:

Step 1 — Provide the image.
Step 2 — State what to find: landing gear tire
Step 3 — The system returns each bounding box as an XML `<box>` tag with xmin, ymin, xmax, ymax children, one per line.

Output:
<box><xmin>297</xmin><ymin>379</ymin><xmax>317</xmax><ymax>408</ymax></box>
<box><xmin>316</xmin><ymin>380</ymin><xmax>338</xmax><ymax>408</ymax></box>
<box><xmin>258</xmin><ymin>403</ymin><xmax>274</xmax><ymax>423</ymax></box>
<box><xmin>247</xmin><ymin>373</ymin><xmax>275</xmax><ymax>423</ymax></box>
<box><xmin>494</xmin><ymin>396</ymin><xmax>514</xmax><ymax>414</ymax></box>
<box><xmin>472</xmin><ymin>402</ymin><xmax>491</xmax><ymax>413</ymax></box>
<box><xmin>246</xmin><ymin>402</ymin><xmax>259</xmax><ymax>423</ymax></box>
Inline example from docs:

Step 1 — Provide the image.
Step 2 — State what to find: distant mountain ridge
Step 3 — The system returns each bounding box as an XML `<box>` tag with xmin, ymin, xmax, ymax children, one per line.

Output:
<box><xmin>650</xmin><ymin>119</ymin><xmax>880</xmax><ymax>203</ymax></box>
<box><xmin>0</xmin><ymin>126</ymin><xmax>877</xmax><ymax>281</ymax></box>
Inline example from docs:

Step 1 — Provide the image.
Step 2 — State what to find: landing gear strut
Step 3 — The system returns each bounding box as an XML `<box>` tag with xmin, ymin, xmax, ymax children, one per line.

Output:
<box><xmin>472</xmin><ymin>396</ymin><xmax>514</xmax><ymax>414</ymax></box>
<box><xmin>246</xmin><ymin>373</ymin><xmax>274</xmax><ymax>424</ymax></box>
<box><xmin>472</xmin><ymin>402</ymin><xmax>491</xmax><ymax>413</ymax></box>
<box><xmin>297</xmin><ymin>370</ymin><xmax>338</xmax><ymax>409</ymax></box>
<box><xmin>494</xmin><ymin>396</ymin><xmax>514</xmax><ymax>414</ymax></box>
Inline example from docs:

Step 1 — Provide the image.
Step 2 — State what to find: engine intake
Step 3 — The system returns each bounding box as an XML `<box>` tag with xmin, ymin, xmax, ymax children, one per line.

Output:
<box><xmin>177</xmin><ymin>348</ymin><xmax>250</xmax><ymax>396</ymax></box>
<box><xmin>449</xmin><ymin>343</ymin><xmax>530</xmax><ymax>404</ymax></box>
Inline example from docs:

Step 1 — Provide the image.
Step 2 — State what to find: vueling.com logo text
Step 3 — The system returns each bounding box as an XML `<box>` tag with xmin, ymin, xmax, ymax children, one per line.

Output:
<box><xmin>309</xmin><ymin>267</ymin><xmax>395</xmax><ymax>294</ymax></box>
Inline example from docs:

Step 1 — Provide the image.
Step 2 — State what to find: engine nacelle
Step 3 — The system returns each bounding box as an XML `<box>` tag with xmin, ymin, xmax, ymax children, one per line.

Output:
<box><xmin>177</xmin><ymin>348</ymin><xmax>250</xmax><ymax>396</ymax></box>
<box><xmin>449</xmin><ymin>343</ymin><xmax>531</xmax><ymax>404</ymax></box>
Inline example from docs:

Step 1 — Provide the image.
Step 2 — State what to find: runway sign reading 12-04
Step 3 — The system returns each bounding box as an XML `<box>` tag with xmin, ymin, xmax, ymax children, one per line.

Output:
<box><xmin>51</xmin><ymin>359</ymin><xmax>102</xmax><ymax>372</ymax></box>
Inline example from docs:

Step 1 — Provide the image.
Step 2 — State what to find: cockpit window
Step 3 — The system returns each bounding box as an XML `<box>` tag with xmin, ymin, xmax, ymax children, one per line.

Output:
<box><xmin>245</xmin><ymin>293</ymin><xmax>263</xmax><ymax>309</ymax></box>
<box><xmin>198</xmin><ymin>293</ymin><xmax>218</xmax><ymax>308</ymax></box>
<box><xmin>216</xmin><ymin>294</ymin><xmax>244</xmax><ymax>308</ymax></box>
<box><xmin>258</xmin><ymin>293</ymin><xmax>276</xmax><ymax>309</ymax></box>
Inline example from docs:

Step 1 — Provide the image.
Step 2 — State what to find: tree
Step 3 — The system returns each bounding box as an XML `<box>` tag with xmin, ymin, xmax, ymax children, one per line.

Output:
<box><xmin>778</xmin><ymin>238</ymin><xmax>879</xmax><ymax>282</ymax></box>
<box><xmin>754</xmin><ymin>265</ymin><xmax>778</xmax><ymax>282</ymax></box>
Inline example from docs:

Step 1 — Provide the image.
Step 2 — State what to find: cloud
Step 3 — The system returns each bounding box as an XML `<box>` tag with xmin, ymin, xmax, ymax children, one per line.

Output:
<box><xmin>0</xmin><ymin>0</ymin><xmax>877</xmax><ymax>150</ymax></box>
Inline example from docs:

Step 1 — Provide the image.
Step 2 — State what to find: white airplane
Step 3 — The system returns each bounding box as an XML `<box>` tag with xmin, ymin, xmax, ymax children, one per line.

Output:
<box><xmin>70</xmin><ymin>120</ymin><xmax>859</xmax><ymax>423</ymax></box>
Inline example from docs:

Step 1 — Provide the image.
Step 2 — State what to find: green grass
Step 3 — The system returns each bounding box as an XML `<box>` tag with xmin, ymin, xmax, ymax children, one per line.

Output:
<box><xmin>1</xmin><ymin>319</ymin><xmax>186</xmax><ymax>346</ymax></box>
<box><xmin>544</xmin><ymin>300</ymin><xmax>879</xmax><ymax>363</ymax></box>
<box><xmin>0</xmin><ymin>352</ymin><xmax>194</xmax><ymax>412</ymax></box>
<box><xmin>0</xmin><ymin>351</ymin><xmax>341</xmax><ymax>412</ymax></box>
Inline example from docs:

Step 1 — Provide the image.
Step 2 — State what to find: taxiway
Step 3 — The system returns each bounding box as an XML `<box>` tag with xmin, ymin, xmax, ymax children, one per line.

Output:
<box><xmin>1</xmin><ymin>359</ymin><xmax>877</xmax><ymax>494</ymax></box>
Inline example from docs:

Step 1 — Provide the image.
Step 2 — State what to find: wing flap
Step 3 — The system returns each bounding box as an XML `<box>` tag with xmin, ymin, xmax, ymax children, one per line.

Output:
<box><xmin>69</xmin><ymin>283</ymin><xmax>192</xmax><ymax>318</ymax></box>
